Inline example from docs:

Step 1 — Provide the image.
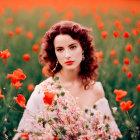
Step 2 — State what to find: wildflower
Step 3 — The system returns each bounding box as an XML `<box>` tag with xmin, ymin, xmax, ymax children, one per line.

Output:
<box><xmin>26</xmin><ymin>31</ymin><xmax>33</xmax><ymax>39</ymax></box>
<box><xmin>110</xmin><ymin>50</ymin><xmax>116</xmax><ymax>57</ymax></box>
<box><xmin>124</xmin><ymin>58</ymin><xmax>130</xmax><ymax>65</ymax></box>
<box><xmin>94</xmin><ymin>15</ymin><xmax>101</xmax><ymax>22</ymax></box>
<box><xmin>134</xmin><ymin>56</ymin><xmax>139</xmax><ymax>64</ymax></box>
<box><xmin>43</xmin><ymin>12</ymin><xmax>50</xmax><ymax>19</ymax></box>
<box><xmin>32</xmin><ymin>44</ymin><xmax>39</xmax><ymax>52</ymax></box>
<box><xmin>137</xmin><ymin>84</ymin><xmax>140</xmax><ymax>92</ymax></box>
<box><xmin>7</xmin><ymin>17</ymin><xmax>13</xmax><ymax>24</ymax></box>
<box><xmin>120</xmin><ymin>100</ymin><xmax>135</xmax><ymax>111</ymax></box>
<box><xmin>123</xmin><ymin>31</ymin><xmax>130</xmax><ymax>38</ymax></box>
<box><xmin>14</xmin><ymin>94</ymin><xmax>26</xmax><ymax>108</ymax></box>
<box><xmin>124</xmin><ymin>17</ymin><xmax>131</xmax><ymax>24</ymax></box>
<box><xmin>23</xmin><ymin>54</ymin><xmax>30</xmax><ymax>62</ymax></box>
<box><xmin>19</xmin><ymin>133</ymin><xmax>29</xmax><ymax>140</ymax></box>
<box><xmin>15</xmin><ymin>27</ymin><xmax>21</xmax><ymax>34</ymax></box>
<box><xmin>27</xmin><ymin>83</ymin><xmax>34</xmax><ymax>92</ymax></box>
<box><xmin>9</xmin><ymin>31</ymin><xmax>14</xmax><ymax>37</ymax></box>
<box><xmin>65</xmin><ymin>11</ymin><xmax>74</xmax><ymax>20</ymax></box>
<box><xmin>101</xmin><ymin>31</ymin><xmax>108</xmax><ymax>39</ymax></box>
<box><xmin>125</xmin><ymin>44</ymin><xmax>132</xmax><ymax>52</ymax></box>
<box><xmin>131</xmin><ymin>28</ymin><xmax>139</xmax><ymax>36</ymax></box>
<box><xmin>0</xmin><ymin>49</ymin><xmax>11</xmax><ymax>59</ymax></box>
<box><xmin>0</xmin><ymin>88</ymin><xmax>4</xmax><ymax>98</ymax></box>
<box><xmin>114</xmin><ymin>89</ymin><xmax>127</xmax><ymax>101</ymax></box>
<box><xmin>42</xmin><ymin>66</ymin><xmax>48</xmax><ymax>77</ymax></box>
<box><xmin>43</xmin><ymin>91</ymin><xmax>55</xmax><ymax>105</ymax></box>
<box><xmin>80</xmin><ymin>9</ymin><xmax>88</xmax><ymax>16</ymax></box>
<box><xmin>38</xmin><ymin>21</ymin><xmax>45</xmax><ymax>29</ymax></box>
<box><xmin>138</xmin><ymin>38</ymin><xmax>140</xmax><ymax>44</ymax></box>
<box><xmin>127</xmin><ymin>71</ymin><xmax>133</xmax><ymax>79</ymax></box>
<box><xmin>112</xmin><ymin>107</ymin><xmax>118</xmax><ymax>114</ymax></box>
<box><xmin>122</xmin><ymin>65</ymin><xmax>127</xmax><ymax>72</ymax></box>
<box><xmin>98</xmin><ymin>22</ymin><xmax>104</xmax><ymax>29</ymax></box>
<box><xmin>95</xmin><ymin>51</ymin><xmax>103</xmax><ymax>59</ymax></box>
<box><xmin>113</xmin><ymin>31</ymin><xmax>119</xmax><ymax>37</ymax></box>
<box><xmin>113</xmin><ymin>59</ymin><xmax>119</xmax><ymax>65</ymax></box>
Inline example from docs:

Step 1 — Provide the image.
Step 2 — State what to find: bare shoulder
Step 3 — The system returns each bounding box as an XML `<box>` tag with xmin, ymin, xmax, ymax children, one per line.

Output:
<box><xmin>91</xmin><ymin>81</ymin><xmax>105</xmax><ymax>99</ymax></box>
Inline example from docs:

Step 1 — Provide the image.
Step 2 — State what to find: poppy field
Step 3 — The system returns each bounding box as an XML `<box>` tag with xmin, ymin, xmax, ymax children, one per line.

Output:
<box><xmin>0</xmin><ymin>5</ymin><xmax>140</xmax><ymax>140</ymax></box>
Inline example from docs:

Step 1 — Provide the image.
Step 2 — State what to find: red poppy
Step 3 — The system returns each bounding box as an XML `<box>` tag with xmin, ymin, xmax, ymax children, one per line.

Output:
<box><xmin>127</xmin><ymin>71</ymin><xmax>133</xmax><ymax>79</ymax></box>
<box><xmin>0</xmin><ymin>8</ymin><xmax>4</xmax><ymax>15</ymax></box>
<box><xmin>101</xmin><ymin>8</ymin><xmax>108</xmax><ymax>14</ymax></box>
<box><xmin>7</xmin><ymin>17</ymin><xmax>13</xmax><ymax>24</ymax></box>
<box><xmin>101</xmin><ymin>31</ymin><xmax>108</xmax><ymax>39</ymax></box>
<box><xmin>98</xmin><ymin>22</ymin><xmax>104</xmax><ymax>30</ymax></box>
<box><xmin>131</xmin><ymin>29</ymin><xmax>139</xmax><ymax>36</ymax></box>
<box><xmin>137</xmin><ymin>84</ymin><xmax>140</xmax><ymax>92</ymax></box>
<box><xmin>138</xmin><ymin>38</ymin><xmax>140</xmax><ymax>44</ymax></box>
<box><xmin>15</xmin><ymin>27</ymin><xmax>21</xmax><ymax>34</ymax></box>
<box><xmin>110</xmin><ymin>50</ymin><xmax>116</xmax><ymax>57</ymax></box>
<box><xmin>23</xmin><ymin>54</ymin><xmax>30</xmax><ymax>62</ymax></box>
<box><xmin>14</xmin><ymin>94</ymin><xmax>26</xmax><ymax>108</ymax></box>
<box><xmin>9</xmin><ymin>31</ymin><xmax>14</xmax><ymax>37</ymax></box>
<box><xmin>0</xmin><ymin>49</ymin><xmax>11</xmax><ymax>59</ymax></box>
<box><xmin>0</xmin><ymin>89</ymin><xmax>4</xmax><ymax>98</ymax></box>
<box><xmin>139</xmin><ymin>74</ymin><xmax>140</xmax><ymax>79</ymax></box>
<box><xmin>113</xmin><ymin>59</ymin><xmax>119</xmax><ymax>65</ymax></box>
<box><xmin>123</xmin><ymin>32</ymin><xmax>130</xmax><ymax>38</ymax></box>
<box><xmin>124</xmin><ymin>58</ymin><xmax>130</xmax><ymax>65</ymax></box>
<box><xmin>134</xmin><ymin>56</ymin><xmax>139</xmax><ymax>64</ymax></box>
<box><xmin>125</xmin><ymin>44</ymin><xmax>132</xmax><ymax>52</ymax></box>
<box><xmin>38</xmin><ymin>21</ymin><xmax>45</xmax><ymax>29</ymax></box>
<box><xmin>124</xmin><ymin>17</ymin><xmax>131</xmax><ymax>24</ymax></box>
<box><xmin>26</xmin><ymin>32</ymin><xmax>33</xmax><ymax>39</ymax></box>
<box><xmin>65</xmin><ymin>11</ymin><xmax>74</xmax><ymax>20</ymax></box>
<box><xmin>94</xmin><ymin>15</ymin><xmax>101</xmax><ymax>22</ymax></box>
<box><xmin>95</xmin><ymin>51</ymin><xmax>103</xmax><ymax>59</ymax></box>
<box><xmin>32</xmin><ymin>44</ymin><xmax>39</xmax><ymax>52</ymax></box>
<box><xmin>120</xmin><ymin>100</ymin><xmax>135</xmax><ymax>111</ymax></box>
<box><xmin>27</xmin><ymin>83</ymin><xmax>34</xmax><ymax>92</ymax></box>
<box><xmin>113</xmin><ymin>31</ymin><xmax>119</xmax><ymax>37</ymax></box>
<box><xmin>114</xmin><ymin>89</ymin><xmax>127</xmax><ymax>102</ymax></box>
<box><xmin>43</xmin><ymin>91</ymin><xmax>55</xmax><ymax>105</ymax></box>
<box><xmin>42</xmin><ymin>65</ymin><xmax>48</xmax><ymax>76</ymax></box>
<box><xmin>122</xmin><ymin>65</ymin><xmax>127</xmax><ymax>72</ymax></box>
<box><xmin>114</xmin><ymin>20</ymin><xmax>123</xmax><ymax>31</ymax></box>
<box><xmin>43</xmin><ymin>12</ymin><xmax>50</xmax><ymax>19</ymax></box>
<box><xmin>80</xmin><ymin>9</ymin><xmax>88</xmax><ymax>16</ymax></box>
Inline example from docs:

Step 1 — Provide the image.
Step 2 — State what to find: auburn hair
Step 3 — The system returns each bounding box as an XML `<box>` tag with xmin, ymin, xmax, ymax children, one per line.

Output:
<box><xmin>39</xmin><ymin>20</ymin><xmax>99</xmax><ymax>90</ymax></box>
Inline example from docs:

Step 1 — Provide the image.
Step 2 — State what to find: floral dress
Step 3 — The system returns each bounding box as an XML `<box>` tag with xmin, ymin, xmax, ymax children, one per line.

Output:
<box><xmin>13</xmin><ymin>77</ymin><xmax>122</xmax><ymax>140</ymax></box>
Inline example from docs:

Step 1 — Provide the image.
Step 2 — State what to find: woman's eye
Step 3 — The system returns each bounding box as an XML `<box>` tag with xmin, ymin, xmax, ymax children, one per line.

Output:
<box><xmin>71</xmin><ymin>46</ymin><xmax>76</xmax><ymax>49</ymax></box>
<box><xmin>57</xmin><ymin>49</ymin><xmax>63</xmax><ymax>52</ymax></box>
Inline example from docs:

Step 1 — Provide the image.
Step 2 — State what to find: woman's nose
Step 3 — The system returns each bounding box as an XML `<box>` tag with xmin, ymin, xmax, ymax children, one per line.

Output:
<box><xmin>65</xmin><ymin>50</ymin><xmax>71</xmax><ymax>58</ymax></box>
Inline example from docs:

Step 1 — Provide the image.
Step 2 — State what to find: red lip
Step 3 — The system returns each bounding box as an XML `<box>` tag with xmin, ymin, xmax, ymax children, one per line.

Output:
<box><xmin>65</xmin><ymin>61</ymin><xmax>74</xmax><ymax>65</ymax></box>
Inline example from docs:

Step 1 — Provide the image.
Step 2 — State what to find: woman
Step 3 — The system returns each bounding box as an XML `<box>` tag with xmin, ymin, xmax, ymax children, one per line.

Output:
<box><xmin>13</xmin><ymin>20</ymin><xmax>122</xmax><ymax>139</ymax></box>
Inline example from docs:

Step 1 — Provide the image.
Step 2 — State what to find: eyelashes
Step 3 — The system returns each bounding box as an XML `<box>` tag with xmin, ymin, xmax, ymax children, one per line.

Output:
<box><xmin>56</xmin><ymin>46</ymin><xmax>77</xmax><ymax>52</ymax></box>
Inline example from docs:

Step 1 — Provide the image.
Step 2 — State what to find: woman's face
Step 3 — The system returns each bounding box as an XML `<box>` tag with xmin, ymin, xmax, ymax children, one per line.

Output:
<box><xmin>53</xmin><ymin>34</ymin><xmax>83</xmax><ymax>71</ymax></box>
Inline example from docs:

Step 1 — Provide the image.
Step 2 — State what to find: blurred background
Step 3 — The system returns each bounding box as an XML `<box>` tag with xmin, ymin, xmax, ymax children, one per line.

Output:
<box><xmin>0</xmin><ymin>0</ymin><xmax>140</xmax><ymax>139</ymax></box>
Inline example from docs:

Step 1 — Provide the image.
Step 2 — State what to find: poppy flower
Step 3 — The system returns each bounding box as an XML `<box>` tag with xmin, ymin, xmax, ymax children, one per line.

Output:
<box><xmin>23</xmin><ymin>54</ymin><xmax>30</xmax><ymax>62</ymax></box>
<box><xmin>0</xmin><ymin>89</ymin><xmax>4</xmax><ymax>98</ymax></box>
<box><xmin>40</xmin><ymin>38</ymin><xmax>45</xmax><ymax>44</ymax></box>
<box><xmin>124</xmin><ymin>58</ymin><xmax>130</xmax><ymax>65</ymax></box>
<box><xmin>138</xmin><ymin>38</ymin><xmax>140</xmax><ymax>44</ymax></box>
<box><xmin>65</xmin><ymin>11</ymin><xmax>74</xmax><ymax>20</ymax></box>
<box><xmin>27</xmin><ymin>83</ymin><xmax>34</xmax><ymax>92</ymax></box>
<box><xmin>120</xmin><ymin>100</ymin><xmax>135</xmax><ymax>111</ymax></box>
<box><xmin>80</xmin><ymin>9</ymin><xmax>88</xmax><ymax>16</ymax></box>
<box><xmin>137</xmin><ymin>84</ymin><xmax>140</xmax><ymax>92</ymax></box>
<box><xmin>122</xmin><ymin>65</ymin><xmax>127</xmax><ymax>72</ymax></box>
<box><xmin>123</xmin><ymin>32</ymin><xmax>130</xmax><ymax>38</ymax></box>
<box><xmin>95</xmin><ymin>51</ymin><xmax>103</xmax><ymax>59</ymax></box>
<box><xmin>110</xmin><ymin>50</ymin><xmax>116</xmax><ymax>57</ymax></box>
<box><xmin>101</xmin><ymin>8</ymin><xmax>108</xmax><ymax>14</ymax></box>
<box><xmin>9</xmin><ymin>31</ymin><xmax>14</xmax><ymax>37</ymax></box>
<box><xmin>42</xmin><ymin>65</ymin><xmax>48</xmax><ymax>76</ymax></box>
<box><xmin>12</xmin><ymin>81</ymin><xmax>23</xmax><ymax>88</ymax></box>
<box><xmin>15</xmin><ymin>27</ymin><xmax>21</xmax><ymax>34</ymax></box>
<box><xmin>43</xmin><ymin>91</ymin><xmax>55</xmax><ymax>105</ymax></box>
<box><xmin>131</xmin><ymin>29</ymin><xmax>139</xmax><ymax>36</ymax></box>
<box><xmin>124</xmin><ymin>17</ymin><xmax>131</xmax><ymax>24</ymax></box>
<box><xmin>113</xmin><ymin>31</ymin><xmax>119</xmax><ymax>37</ymax></box>
<box><xmin>32</xmin><ymin>44</ymin><xmax>39</xmax><ymax>52</ymax></box>
<box><xmin>125</xmin><ymin>44</ymin><xmax>132</xmax><ymax>52</ymax></box>
<box><xmin>0</xmin><ymin>49</ymin><xmax>11</xmax><ymax>59</ymax></box>
<box><xmin>14</xmin><ymin>94</ymin><xmax>26</xmax><ymax>108</ymax></box>
<box><xmin>127</xmin><ymin>71</ymin><xmax>133</xmax><ymax>79</ymax></box>
<box><xmin>114</xmin><ymin>89</ymin><xmax>127</xmax><ymax>102</ymax></box>
<box><xmin>98</xmin><ymin>22</ymin><xmax>104</xmax><ymax>30</ymax></box>
<box><xmin>7</xmin><ymin>17</ymin><xmax>13</xmax><ymax>24</ymax></box>
<box><xmin>43</xmin><ymin>12</ymin><xmax>50</xmax><ymax>19</ymax></box>
<box><xmin>113</xmin><ymin>59</ymin><xmax>119</xmax><ymax>65</ymax></box>
<box><xmin>101</xmin><ymin>31</ymin><xmax>108</xmax><ymax>39</ymax></box>
<box><xmin>38</xmin><ymin>21</ymin><xmax>45</xmax><ymax>29</ymax></box>
<box><xmin>0</xmin><ymin>8</ymin><xmax>4</xmax><ymax>15</ymax></box>
<box><xmin>134</xmin><ymin>56</ymin><xmax>139</xmax><ymax>64</ymax></box>
<box><xmin>94</xmin><ymin>15</ymin><xmax>101</xmax><ymax>22</ymax></box>
<box><xmin>114</xmin><ymin>20</ymin><xmax>123</xmax><ymax>31</ymax></box>
<box><xmin>139</xmin><ymin>74</ymin><xmax>140</xmax><ymax>79</ymax></box>
<box><xmin>26</xmin><ymin>32</ymin><xmax>33</xmax><ymax>39</ymax></box>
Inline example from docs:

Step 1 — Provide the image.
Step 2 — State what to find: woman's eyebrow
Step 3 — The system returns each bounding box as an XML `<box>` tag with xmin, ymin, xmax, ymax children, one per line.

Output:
<box><xmin>55</xmin><ymin>43</ymin><xmax>77</xmax><ymax>48</ymax></box>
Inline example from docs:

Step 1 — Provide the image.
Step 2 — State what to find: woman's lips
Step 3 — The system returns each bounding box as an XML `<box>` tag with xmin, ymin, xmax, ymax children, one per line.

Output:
<box><xmin>65</xmin><ymin>61</ymin><xmax>74</xmax><ymax>65</ymax></box>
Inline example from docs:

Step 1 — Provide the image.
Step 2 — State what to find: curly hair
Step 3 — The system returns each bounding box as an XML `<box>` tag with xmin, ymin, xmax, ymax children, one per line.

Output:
<box><xmin>39</xmin><ymin>20</ymin><xmax>99</xmax><ymax>90</ymax></box>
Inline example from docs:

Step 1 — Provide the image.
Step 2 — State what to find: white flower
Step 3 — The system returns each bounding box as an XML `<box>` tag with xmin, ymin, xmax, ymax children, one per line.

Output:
<box><xmin>112</xmin><ymin>107</ymin><xmax>118</xmax><ymax>114</ymax></box>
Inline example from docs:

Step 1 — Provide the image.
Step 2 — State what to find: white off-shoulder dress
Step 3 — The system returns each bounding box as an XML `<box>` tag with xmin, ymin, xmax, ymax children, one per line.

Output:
<box><xmin>13</xmin><ymin>77</ymin><xmax>122</xmax><ymax>140</ymax></box>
